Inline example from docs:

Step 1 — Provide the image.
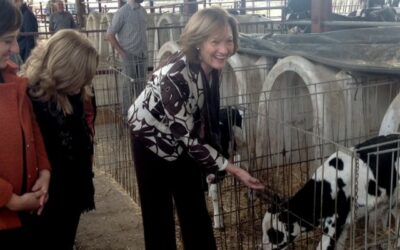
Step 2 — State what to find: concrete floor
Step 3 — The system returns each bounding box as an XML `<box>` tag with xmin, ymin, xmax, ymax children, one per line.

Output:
<box><xmin>75</xmin><ymin>170</ymin><xmax>145</xmax><ymax>250</ymax></box>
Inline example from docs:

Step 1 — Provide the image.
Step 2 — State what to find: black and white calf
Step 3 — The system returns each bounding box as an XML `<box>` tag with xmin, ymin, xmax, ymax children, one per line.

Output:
<box><xmin>207</xmin><ymin>106</ymin><xmax>245</xmax><ymax>229</ymax></box>
<box><xmin>219</xmin><ymin>107</ymin><xmax>245</xmax><ymax>160</ymax></box>
<box><xmin>262</xmin><ymin>134</ymin><xmax>400</xmax><ymax>250</ymax></box>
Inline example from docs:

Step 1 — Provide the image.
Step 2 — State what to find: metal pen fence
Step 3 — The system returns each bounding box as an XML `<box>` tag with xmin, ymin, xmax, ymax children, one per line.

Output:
<box><xmin>91</xmin><ymin>55</ymin><xmax>400</xmax><ymax>249</ymax></box>
<box><xmin>92</xmin><ymin>59</ymin><xmax>147</xmax><ymax>203</ymax></box>
<box><xmin>210</xmin><ymin>73</ymin><xmax>400</xmax><ymax>249</ymax></box>
<box><xmin>13</xmin><ymin>2</ymin><xmax>400</xmax><ymax>249</ymax></box>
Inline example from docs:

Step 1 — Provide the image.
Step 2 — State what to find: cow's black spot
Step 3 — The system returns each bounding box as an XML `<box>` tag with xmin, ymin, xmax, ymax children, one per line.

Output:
<box><xmin>337</xmin><ymin>178</ymin><xmax>345</xmax><ymax>189</ymax></box>
<box><xmin>368</xmin><ymin>180</ymin><xmax>382</xmax><ymax>196</ymax></box>
<box><xmin>327</xmin><ymin>237</ymin><xmax>337</xmax><ymax>250</ymax></box>
<box><xmin>219</xmin><ymin>107</ymin><xmax>243</xmax><ymax>158</ymax></box>
<box><xmin>287</xmin><ymin>223</ymin><xmax>294</xmax><ymax>234</ymax></box>
<box><xmin>267</xmin><ymin>228</ymin><xmax>285</xmax><ymax>244</ymax></box>
<box><xmin>329</xmin><ymin>158</ymin><xmax>344</xmax><ymax>170</ymax></box>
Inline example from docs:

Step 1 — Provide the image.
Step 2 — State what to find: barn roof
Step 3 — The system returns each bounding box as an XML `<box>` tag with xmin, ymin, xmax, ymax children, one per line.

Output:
<box><xmin>239</xmin><ymin>26</ymin><xmax>400</xmax><ymax>75</ymax></box>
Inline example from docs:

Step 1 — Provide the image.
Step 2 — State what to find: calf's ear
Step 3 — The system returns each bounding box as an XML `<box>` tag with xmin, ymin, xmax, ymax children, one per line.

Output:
<box><xmin>268</xmin><ymin>195</ymin><xmax>283</xmax><ymax>213</ymax></box>
<box><xmin>272</xmin><ymin>194</ymin><xmax>282</xmax><ymax>204</ymax></box>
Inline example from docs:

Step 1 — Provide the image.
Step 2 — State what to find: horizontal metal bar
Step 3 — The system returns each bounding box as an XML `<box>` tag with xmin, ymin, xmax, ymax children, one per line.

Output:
<box><xmin>284</xmin><ymin>20</ymin><xmax>400</xmax><ymax>28</ymax></box>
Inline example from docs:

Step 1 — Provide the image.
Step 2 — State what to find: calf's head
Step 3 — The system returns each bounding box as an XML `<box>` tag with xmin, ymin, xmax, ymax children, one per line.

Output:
<box><xmin>262</xmin><ymin>209</ymin><xmax>302</xmax><ymax>250</ymax></box>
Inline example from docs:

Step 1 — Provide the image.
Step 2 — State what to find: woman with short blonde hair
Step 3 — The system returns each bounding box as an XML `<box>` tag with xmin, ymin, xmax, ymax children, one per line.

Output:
<box><xmin>22</xmin><ymin>29</ymin><xmax>99</xmax><ymax>250</ymax></box>
<box><xmin>22</xmin><ymin>29</ymin><xmax>98</xmax><ymax>115</ymax></box>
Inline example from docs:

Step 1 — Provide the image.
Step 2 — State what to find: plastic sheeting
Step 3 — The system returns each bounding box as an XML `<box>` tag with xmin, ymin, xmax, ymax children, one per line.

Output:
<box><xmin>238</xmin><ymin>26</ymin><xmax>400</xmax><ymax>75</ymax></box>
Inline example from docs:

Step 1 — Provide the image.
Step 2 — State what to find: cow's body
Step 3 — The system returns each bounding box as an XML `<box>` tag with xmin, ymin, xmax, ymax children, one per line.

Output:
<box><xmin>219</xmin><ymin>107</ymin><xmax>244</xmax><ymax>160</ymax></box>
<box><xmin>262</xmin><ymin>134</ymin><xmax>400</xmax><ymax>250</ymax></box>
<box><xmin>207</xmin><ymin>106</ymin><xmax>244</xmax><ymax>229</ymax></box>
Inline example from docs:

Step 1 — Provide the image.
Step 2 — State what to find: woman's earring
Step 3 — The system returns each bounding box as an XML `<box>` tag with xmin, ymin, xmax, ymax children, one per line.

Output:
<box><xmin>196</xmin><ymin>47</ymin><xmax>200</xmax><ymax>51</ymax></box>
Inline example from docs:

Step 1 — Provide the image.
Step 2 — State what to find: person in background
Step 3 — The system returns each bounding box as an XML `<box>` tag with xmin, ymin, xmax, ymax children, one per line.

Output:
<box><xmin>14</xmin><ymin>0</ymin><xmax>38</xmax><ymax>62</ymax></box>
<box><xmin>21</xmin><ymin>29</ymin><xmax>98</xmax><ymax>250</ymax></box>
<box><xmin>49</xmin><ymin>0</ymin><xmax>76</xmax><ymax>33</ymax></box>
<box><xmin>0</xmin><ymin>0</ymin><xmax>51</xmax><ymax>248</ymax></box>
<box><xmin>106</xmin><ymin>0</ymin><xmax>148</xmax><ymax>115</ymax></box>
<box><xmin>84</xmin><ymin>88</ymin><xmax>97</xmax><ymax>167</ymax></box>
<box><xmin>128</xmin><ymin>7</ymin><xmax>265</xmax><ymax>250</ymax></box>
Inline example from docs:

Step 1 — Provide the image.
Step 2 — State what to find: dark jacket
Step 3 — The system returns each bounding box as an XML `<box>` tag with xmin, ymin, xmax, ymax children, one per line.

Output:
<box><xmin>18</xmin><ymin>3</ymin><xmax>38</xmax><ymax>62</ymax></box>
<box><xmin>30</xmin><ymin>93</ymin><xmax>95</xmax><ymax>213</ymax></box>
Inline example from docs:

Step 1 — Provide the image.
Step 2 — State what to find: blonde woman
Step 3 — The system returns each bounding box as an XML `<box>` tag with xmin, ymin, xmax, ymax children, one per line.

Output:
<box><xmin>21</xmin><ymin>29</ymin><xmax>99</xmax><ymax>250</ymax></box>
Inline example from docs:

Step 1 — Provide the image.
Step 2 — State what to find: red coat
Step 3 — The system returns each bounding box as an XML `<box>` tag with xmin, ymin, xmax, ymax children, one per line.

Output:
<box><xmin>0</xmin><ymin>62</ymin><xmax>51</xmax><ymax>229</ymax></box>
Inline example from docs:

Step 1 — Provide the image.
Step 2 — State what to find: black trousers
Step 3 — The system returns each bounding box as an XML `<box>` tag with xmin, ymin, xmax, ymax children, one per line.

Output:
<box><xmin>33</xmin><ymin>204</ymin><xmax>81</xmax><ymax>250</ymax></box>
<box><xmin>0</xmin><ymin>228</ymin><xmax>32</xmax><ymax>250</ymax></box>
<box><xmin>131</xmin><ymin>136</ymin><xmax>217</xmax><ymax>250</ymax></box>
<box><xmin>0</xmin><ymin>212</ymin><xmax>38</xmax><ymax>250</ymax></box>
<box><xmin>40</xmin><ymin>210</ymin><xmax>81</xmax><ymax>250</ymax></box>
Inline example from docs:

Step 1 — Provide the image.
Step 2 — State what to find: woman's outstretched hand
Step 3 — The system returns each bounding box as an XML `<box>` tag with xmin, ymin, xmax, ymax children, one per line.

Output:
<box><xmin>225</xmin><ymin>163</ymin><xmax>264</xmax><ymax>190</ymax></box>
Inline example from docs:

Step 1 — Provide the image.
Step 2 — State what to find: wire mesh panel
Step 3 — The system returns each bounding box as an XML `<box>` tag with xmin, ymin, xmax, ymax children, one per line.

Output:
<box><xmin>332</xmin><ymin>0</ymin><xmax>362</xmax><ymax>15</ymax></box>
<box><xmin>238</xmin><ymin>20</ymin><xmax>284</xmax><ymax>34</ymax></box>
<box><xmin>257</xmin><ymin>75</ymin><xmax>400</xmax><ymax>169</ymax></box>
<box><xmin>209</xmin><ymin>102</ymin><xmax>267</xmax><ymax>250</ymax></box>
<box><xmin>257</xmin><ymin>120</ymin><xmax>400</xmax><ymax>250</ymax></box>
<box><xmin>93</xmin><ymin>63</ymin><xmax>145</xmax><ymax>203</ymax></box>
<box><xmin>208</xmin><ymin>72</ymin><xmax>400</xmax><ymax>250</ymax></box>
<box><xmin>92</xmin><ymin>53</ymin><xmax>400</xmax><ymax>249</ymax></box>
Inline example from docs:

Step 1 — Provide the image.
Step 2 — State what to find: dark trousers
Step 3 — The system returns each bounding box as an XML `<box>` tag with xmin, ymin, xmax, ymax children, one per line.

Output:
<box><xmin>34</xmin><ymin>205</ymin><xmax>81</xmax><ymax>250</ymax></box>
<box><xmin>0</xmin><ymin>213</ymin><xmax>38</xmax><ymax>250</ymax></box>
<box><xmin>131</xmin><ymin>136</ymin><xmax>217</xmax><ymax>250</ymax></box>
<box><xmin>0</xmin><ymin>228</ymin><xmax>32</xmax><ymax>250</ymax></box>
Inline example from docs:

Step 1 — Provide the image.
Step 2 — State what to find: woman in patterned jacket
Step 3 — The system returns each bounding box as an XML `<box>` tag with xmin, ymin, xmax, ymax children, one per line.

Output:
<box><xmin>128</xmin><ymin>7</ymin><xmax>264</xmax><ymax>250</ymax></box>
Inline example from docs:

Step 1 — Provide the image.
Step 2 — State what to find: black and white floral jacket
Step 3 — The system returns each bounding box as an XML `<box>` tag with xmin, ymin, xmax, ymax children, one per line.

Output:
<box><xmin>128</xmin><ymin>52</ymin><xmax>228</xmax><ymax>172</ymax></box>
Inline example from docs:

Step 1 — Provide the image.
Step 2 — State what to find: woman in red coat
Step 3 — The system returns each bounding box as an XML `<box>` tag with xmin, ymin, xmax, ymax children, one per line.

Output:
<box><xmin>0</xmin><ymin>0</ymin><xmax>51</xmax><ymax>248</ymax></box>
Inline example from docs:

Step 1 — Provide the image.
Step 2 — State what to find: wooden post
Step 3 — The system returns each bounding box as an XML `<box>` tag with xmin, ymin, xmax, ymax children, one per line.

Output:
<box><xmin>149</xmin><ymin>0</ymin><xmax>154</xmax><ymax>14</ymax></box>
<box><xmin>183</xmin><ymin>0</ymin><xmax>198</xmax><ymax>16</ymax></box>
<box><xmin>240</xmin><ymin>0</ymin><xmax>246</xmax><ymax>14</ymax></box>
<box><xmin>98</xmin><ymin>0</ymin><xmax>102</xmax><ymax>13</ymax></box>
<box><xmin>75</xmin><ymin>0</ymin><xmax>85</xmax><ymax>27</ymax></box>
<box><xmin>85</xmin><ymin>0</ymin><xmax>89</xmax><ymax>14</ymax></box>
<box><xmin>311</xmin><ymin>0</ymin><xmax>332</xmax><ymax>33</ymax></box>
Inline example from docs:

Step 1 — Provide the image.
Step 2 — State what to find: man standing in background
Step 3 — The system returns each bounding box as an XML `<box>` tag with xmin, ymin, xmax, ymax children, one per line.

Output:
<box><xmin>49</xmin><ymin>0</ymin><xmax>76</xmax><ymax>33</ymax></box>
<box><xmin>14</xmin><ymin>0</ymin><xmax>38</xmax><ymax>62</ymax></box>
<box><xmin>106</xmin><ymin>0</ymin><xmax>148</xmax><ymax>116</ymax></box>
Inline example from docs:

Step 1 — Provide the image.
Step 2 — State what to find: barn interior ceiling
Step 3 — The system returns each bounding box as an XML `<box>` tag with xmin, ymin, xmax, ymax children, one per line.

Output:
<box><xmin>239</xmin><ymin>26</ymin><xmax>400</xmax><ymax>75</ymax></box>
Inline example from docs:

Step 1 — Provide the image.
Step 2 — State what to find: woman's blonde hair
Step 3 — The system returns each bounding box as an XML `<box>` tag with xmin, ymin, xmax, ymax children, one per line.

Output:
<box><xmin>179</xmin><ymin>7</ymin><xmax>239</xmax><ymax>64</ymax></box>
<box><xmin>22</xmin><ymin>29</ymin><xmax>99</xmax><ymax>115</ymax></box>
